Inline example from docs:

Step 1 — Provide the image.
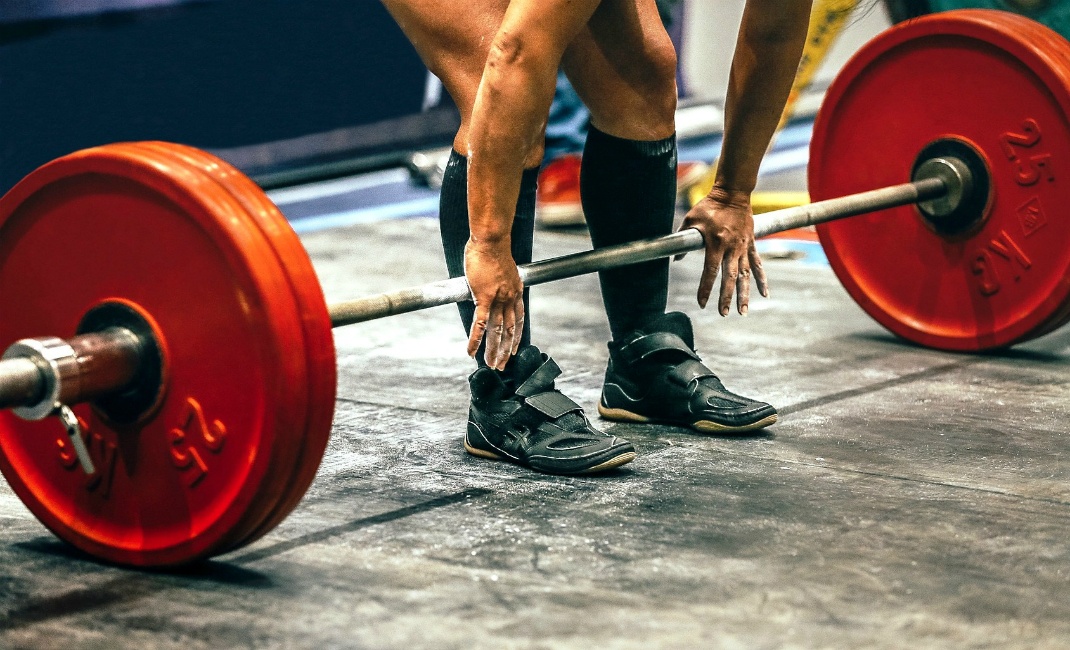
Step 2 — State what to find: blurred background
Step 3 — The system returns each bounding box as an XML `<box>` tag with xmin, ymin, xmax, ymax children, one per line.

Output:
<box><xmin>3</xmin><ymin>0</ymin><xmax>1064</xmax><ymax>198</ymax></box>
<box><xmin>0</xmin><ymin>0</ymin><xmax>891</xmax><ymax>195</ymax></box>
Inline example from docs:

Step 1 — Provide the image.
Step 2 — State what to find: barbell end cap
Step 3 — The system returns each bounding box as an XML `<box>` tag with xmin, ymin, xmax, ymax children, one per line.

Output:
<box><xmin>0</xmin><ymin>356</ymin><xmax>47</xmax><ymax>412</ymax></box>
<box><xmin>912</xmin><ymin>155</ymin><xmax>975</xmax><ymax>220</ymax></box>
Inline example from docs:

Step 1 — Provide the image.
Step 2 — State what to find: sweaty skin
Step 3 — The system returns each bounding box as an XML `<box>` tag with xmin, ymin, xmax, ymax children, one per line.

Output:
<box><xmin>381</xmin><ymin>0</ymin><xmax>812</xmax><ymax>367</ymax></box>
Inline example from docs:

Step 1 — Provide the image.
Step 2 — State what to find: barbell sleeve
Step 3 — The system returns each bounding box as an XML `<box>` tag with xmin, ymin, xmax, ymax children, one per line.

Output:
<box><xmin>0</xmin><ymin>329</ymin><xmax>143</xmax><ymax>419</ymax></box>
<box><xmin>328</xmin><ymin>175</ymin><xmax>949</xmax><ymax>327</ymax></box>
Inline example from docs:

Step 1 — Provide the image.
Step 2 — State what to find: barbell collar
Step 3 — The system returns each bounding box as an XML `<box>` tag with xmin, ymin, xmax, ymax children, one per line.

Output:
<box><xmin>2</xmin><ymin>337</ymin><xmax>79</xmax><ymax>420</ymax></box>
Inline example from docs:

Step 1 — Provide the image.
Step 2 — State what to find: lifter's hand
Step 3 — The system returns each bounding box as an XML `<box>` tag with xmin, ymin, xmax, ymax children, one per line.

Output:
<box><xmin>465</xmin><ymin>239</ymin><xmax>525</xmax><ymax>370</ymax></box>
<box><xmin>677</xmin><ymin>186</ymin><xmax>769</xmax><ymax>315</ymax></box>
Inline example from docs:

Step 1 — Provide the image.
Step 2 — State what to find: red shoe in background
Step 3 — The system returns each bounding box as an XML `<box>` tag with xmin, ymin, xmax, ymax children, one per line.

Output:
<box><xmin>675</xmin><ymin>160</ymin><xmax>709</xmax><ymax>199</ymax></box>
<box><xmin>536</xmin><ymin>154</ymin><xmax>585</xmax><ymax>227</ymax></box>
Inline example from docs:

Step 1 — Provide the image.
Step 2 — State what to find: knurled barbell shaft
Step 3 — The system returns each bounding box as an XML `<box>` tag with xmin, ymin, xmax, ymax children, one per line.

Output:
<box><xmin>327</xmin><ymin>175</ymin><xmax>949</xmax><ymax>327</ymax></box>
<box><xmin>0</xmin><ymin>173</ymin><xmax>950</xmax><ymax>412</ymax></box>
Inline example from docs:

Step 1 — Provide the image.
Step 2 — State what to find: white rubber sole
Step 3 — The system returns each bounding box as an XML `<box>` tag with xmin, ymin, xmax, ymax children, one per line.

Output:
<box><xmin>598</xmin><ymin>403</ymin><xmax>778</xmax><ymax>434</ymax></box>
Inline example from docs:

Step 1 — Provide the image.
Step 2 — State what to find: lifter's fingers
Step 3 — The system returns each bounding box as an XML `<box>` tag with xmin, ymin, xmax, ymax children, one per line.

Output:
<box><xmin>482</xmin><ymin>304</ymin><xmax>507</xmax><ymax>370</ymax></box>
<box><xmin>697</xmin><ymin>240</ymin><xmax>724</xmax><ymax>309</ymax></box>
<box><xmin>510</xmin><ymin>299</ymin><xmax>525</xmax><ymax>356</ymax></box>
<box><xmin>467</xmin><ymin>308</ymin><xmax>489</xmax><ymax>359</ymax></box>
<box><xmin>737</xmin><ymin>254</ymin><xmax>751</xmax><ymax>316</ymax></box>
<box><xmin>749</xmin><ymin>240</ymin><xmax>769</xmax><ymax>298</ymax></box>
<box><xmin>719</xmin><ymin>253</ymin><xmax>739</xmax><ymax>317</ymax></box>
<box><xmin>494</xmin><ymin>305</ymin><xmax>517</xmax><ymax>370</ymax></box>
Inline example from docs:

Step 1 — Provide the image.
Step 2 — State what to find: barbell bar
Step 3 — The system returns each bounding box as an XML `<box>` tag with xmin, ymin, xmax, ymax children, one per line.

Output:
<box><xmin>330</xmin><ymin>173</ymin><xmax>953</xmax><ymax>326</ymax></box>
<box><xmin>0</xmin><ymin>9</ymin><xmax>1068</xmax><ymax>567</ymax></box>
<box><xmin>0</xmin><ymin>160</ymin><xmax>962</xmax><ymax>416</ymax></box>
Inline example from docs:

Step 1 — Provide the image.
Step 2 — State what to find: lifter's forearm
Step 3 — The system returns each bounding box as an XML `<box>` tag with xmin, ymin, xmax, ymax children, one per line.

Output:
<box><xmin>716</xmin><ymin>0</ymin><xmax>813</xmax><ymax>196</ymax></box>
<box><xmin>465</xmin><ymin>36</ymin><xmax>559</xmax><ymax>248</ymax></box>
<box><xmin>465</xmin><ymin>2</ymin><xmax>596</xmax><ymax>248</ymax></box>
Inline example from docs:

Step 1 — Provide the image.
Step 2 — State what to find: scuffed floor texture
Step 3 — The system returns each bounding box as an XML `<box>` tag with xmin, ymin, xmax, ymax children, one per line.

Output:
<box><xmin>2</xmin><ymin>215</ymin><xmax>1068</xmax><ymax>649</ymax></box>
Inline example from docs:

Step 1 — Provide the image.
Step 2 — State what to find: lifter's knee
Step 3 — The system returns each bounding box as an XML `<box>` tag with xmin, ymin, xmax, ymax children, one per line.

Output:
<box><xmin>568</xmin><ymin>34</ymin><xmax>678</xmax><ymax>141</ymax></box>
<box><xmin>632</xmin><ymin>41</ymin><xmax>678</xmax><ymax>135</ymax></box>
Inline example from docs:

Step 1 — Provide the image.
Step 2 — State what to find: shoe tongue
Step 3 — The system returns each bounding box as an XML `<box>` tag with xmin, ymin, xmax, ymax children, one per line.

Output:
<box><xmin>514</xmin><ymin>345</ymin><xmax>549</xmax><ymax>383</ymax></box>
<box><xmin>514</xmin><ymin>345</ymin><xmax>546</xmax><ymax>375</ymax></box>
<box><xmin>643</xmin><ymin>312</ymin><xmax>695</xmax><ymax>349</ymax></box>
<box><xmin>469</xmin><ymin>366</ymin><xmax>507</xmax><ymax>400</ymax></box>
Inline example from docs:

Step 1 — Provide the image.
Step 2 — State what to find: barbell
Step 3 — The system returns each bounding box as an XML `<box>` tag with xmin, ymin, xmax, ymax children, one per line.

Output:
<box><xmin>0</xmin><ymin>9</ymin><xmax>1067</xmax><ymax>567</ymax></box>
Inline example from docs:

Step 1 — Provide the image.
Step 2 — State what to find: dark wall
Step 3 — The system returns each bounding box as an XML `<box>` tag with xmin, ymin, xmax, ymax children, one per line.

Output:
<box><xmin>0</xmin><ymin>0</ymin><xmax>208</xmax><ymax>23</ymax></box>
<box><xmin>0</xmin><ymin>0</ymin><xmax>457</xmax><ymax>193</ymax></box>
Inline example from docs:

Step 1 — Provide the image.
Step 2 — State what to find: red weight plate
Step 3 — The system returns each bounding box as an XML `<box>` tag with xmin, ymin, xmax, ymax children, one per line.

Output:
<box><xmin>811</xmin><ymin>10</ymin><xmax>1070</xmax><ymax>350</ymax></box>
<box><xmin>123</xmin><ymin>142</ymin><xmax>337</xmax><ymax>555</ymax></box>
<box><xmin>126</xmin><ymin>143</ymin><xmax>316</xmax><ymax>555</ymax></box>
<box><xmin>0</xmin><ymin>144</ymin><xmax>332</xmax><ymax>566</ymax></box>
<box><xmin>1019</xmin><ymin>27</ymin><xmax>1070</xmax><ymax>339</ymax></box>
<box><xmin>136</xmin><ymin>142</ymin><xmax>336</xmax><ymax>552</ymax></box>
<box><xmin>199</xmin><ymin>155</ymin><xmax>336</xmax><ymax>552</ymax></box>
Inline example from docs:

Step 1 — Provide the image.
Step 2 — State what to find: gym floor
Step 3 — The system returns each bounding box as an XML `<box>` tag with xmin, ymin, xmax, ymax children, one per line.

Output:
<box><xmin>1</xmin><ymin>137</ymin><xmax>1068</xmax><ymax>648</ymax></box>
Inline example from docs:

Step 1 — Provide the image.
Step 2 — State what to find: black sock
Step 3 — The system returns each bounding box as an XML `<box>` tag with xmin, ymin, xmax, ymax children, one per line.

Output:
<box><xmin>439</xmin><ymin>149</ymin><xmax>537</xmax><ymax>384</ymax></box>
<box><xmin>580</xmin><ymin>126</ymin><xmax>677</xmax><ymax>341</ymax></box>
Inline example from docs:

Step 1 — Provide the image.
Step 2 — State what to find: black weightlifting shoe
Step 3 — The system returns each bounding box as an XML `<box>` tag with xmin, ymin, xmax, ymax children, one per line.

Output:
<box><xmin>598</xmin><ymin>312</ymin><xmax>778</xmax><ymax>433</ymax></box>
<box><xmin>464</xmin><ymin>346</ymin><xmax>637</xmax><ymax>475</ymax></box>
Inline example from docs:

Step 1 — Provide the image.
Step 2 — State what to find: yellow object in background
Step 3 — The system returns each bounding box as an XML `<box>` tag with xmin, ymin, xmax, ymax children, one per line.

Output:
<box><xmin>749</xmin><ymin>191</ymin><xmax>812</xmax><ymax>214</ymax></box>
<box><xmin>686</xmin><ymin>0</ymin><xmax>859</xmax><ymax>210</ymax></box>
<box><xmin>777</xmin><ymin>0</ymin><xmax>860</xmax><ymax>134</ymax></box>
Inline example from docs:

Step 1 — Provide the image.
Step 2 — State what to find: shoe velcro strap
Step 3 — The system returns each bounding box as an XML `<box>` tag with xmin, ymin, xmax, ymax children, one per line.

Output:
<box><xmin>667</xmin><ymin>358</ymin><xmax>717</xmax><ymax>387</ymax></box>
<box><xmin>515</xmin><ymin>357</ymin><xmax>562</xmax><ymax>398</ymax></box>
<box><xmin>524</xmin><ymin>390</ymin><xmax>583</xmax><ymax>419</ymax></box>
<box><xmin>618</xmin><ymin>332</ymin><xmax>699</xmax><ymax>366</ymax></box>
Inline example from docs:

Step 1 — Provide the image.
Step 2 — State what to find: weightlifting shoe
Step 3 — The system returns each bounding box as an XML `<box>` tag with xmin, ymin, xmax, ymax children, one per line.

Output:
<box><xmin>598</xmin><ymin>312</ymin><xmax>778</xmax><ymax>433</ymax></box>
<box><xmin>465</xmin><ymin>345</ymin><xmax>636</xmax><ymax>474</ymax></box>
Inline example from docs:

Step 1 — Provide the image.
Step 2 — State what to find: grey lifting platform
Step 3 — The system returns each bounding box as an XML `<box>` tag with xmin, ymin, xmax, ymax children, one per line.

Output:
<box><xmin>1</xmin><ymin>215</ymin><xmax>1068</xmax><ymax>649</ymax></box>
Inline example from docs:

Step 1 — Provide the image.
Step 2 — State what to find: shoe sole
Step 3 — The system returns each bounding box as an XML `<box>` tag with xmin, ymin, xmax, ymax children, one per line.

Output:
<box><xmin>463</xmin><ymin>438</ymin><xmax>636</xmax><ymax>474</ymax></box>
<box><xmin>598</xmin><ymin>404</ymin><xmax>778</xmax><ymax>434</ymax></box>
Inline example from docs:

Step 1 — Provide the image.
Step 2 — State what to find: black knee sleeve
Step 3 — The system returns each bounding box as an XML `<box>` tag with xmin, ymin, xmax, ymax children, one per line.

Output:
<box><xmin>580</xmin><ymin>126</ymin><xmax>677</xmax><ymax>340</ymax></box>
